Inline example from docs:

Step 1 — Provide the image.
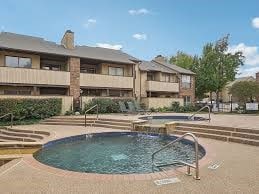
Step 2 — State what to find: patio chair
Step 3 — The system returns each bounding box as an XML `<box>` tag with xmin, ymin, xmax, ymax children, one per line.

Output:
<box><xmin>118</xmin><ymin>101</ymin><xmax>130</xmax><ymax>114</ymax></box>
<box><xmin>133</xmin><ymin>101</ymin><xmax>152</xmax><ymax>115</ymax></box>
<box><xmin>127</xmin><ymin>101</ymin><xmax>137</xmax><ymax>113</ymax></box>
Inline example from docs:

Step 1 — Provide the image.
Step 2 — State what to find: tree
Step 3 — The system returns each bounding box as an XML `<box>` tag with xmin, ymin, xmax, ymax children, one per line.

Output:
<box><xmin>169</xmin><ymin>51</ymin><xmax>194</xmax><ymax>70</ymax></box>
<box><xmin>169</xmin><ymin>35</ymin><xmax>244</xmax><ymax>102</ymax></box>
<box><xmin>230</xmin><ymin>81</ymin><xmax>259</xmax><ymax>105</ymax></box>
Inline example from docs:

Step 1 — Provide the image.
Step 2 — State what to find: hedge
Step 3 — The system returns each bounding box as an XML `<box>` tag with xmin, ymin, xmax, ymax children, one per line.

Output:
<box><xmin>0</xmin><ymin>98</ymin><xmax>62</xmax><ymax>121</ymax></box>
<box><xmin>83</xmin><ymin>98</ymin><xmax>134</xmax><ymax>114</ymax></box>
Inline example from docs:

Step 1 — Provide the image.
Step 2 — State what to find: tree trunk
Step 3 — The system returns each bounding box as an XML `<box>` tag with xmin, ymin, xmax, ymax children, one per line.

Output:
<box><xmin>216</xmin><ymin>90</ymin><xmax>220</xmax><ymax>112</ymax></box>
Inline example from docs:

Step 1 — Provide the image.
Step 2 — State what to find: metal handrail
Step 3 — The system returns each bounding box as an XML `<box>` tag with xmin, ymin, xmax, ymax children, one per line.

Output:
<box><xmin>151</xmin><ymin>132</ymin><xmax>200</xmax><ymax>180</ymax></box>
<box><xmin>0</xmin><ymin>113</ymin><xmax>14</xmax><ymax>128</ymax></box>
<box><xmin>188</xmin><ymin>105</ymin><xmax>211</xmax><ymax>122</ymax></box>
<box><xmin>84</xmin><ymin>104</ymin><xmax>99</xmax><ymax>127</ymax></box>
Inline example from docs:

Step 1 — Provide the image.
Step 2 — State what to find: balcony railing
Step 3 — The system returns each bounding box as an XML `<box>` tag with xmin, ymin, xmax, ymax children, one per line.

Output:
<box><xmin>80</xmin><ymin>73</ymin><xmax>133</xmax><ymax>89</ymax></box>
<box><xmin>146</xmin><ymin>80</ymin><xmax>179</xmax><ymax>92</ymax></box>
<box><xmin>0</xmin><ymin>67</ymin><xmax>70</xmax><ymax>86</ymax></box>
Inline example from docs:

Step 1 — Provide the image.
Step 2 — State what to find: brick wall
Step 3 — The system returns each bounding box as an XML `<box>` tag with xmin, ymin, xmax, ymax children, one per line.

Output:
<box><xmin>179</xmin><ymin>74</ymin><xmax>195</xmax><ymax>103</ymax></box>
<box><xmin>69</xmin><ymin>57</ymin><xmax>80</xmax><ymax>109</ymax></box>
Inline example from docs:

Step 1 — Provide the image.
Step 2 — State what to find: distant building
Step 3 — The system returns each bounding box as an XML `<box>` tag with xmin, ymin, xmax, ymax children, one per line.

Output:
<box><xmin>0</xmin><ymin>31</ymin><xmax>195</xmax><ymax>112</ymax></box>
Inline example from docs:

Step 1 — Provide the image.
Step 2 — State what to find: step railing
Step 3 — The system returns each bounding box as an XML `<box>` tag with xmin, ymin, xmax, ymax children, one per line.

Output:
<box><xmin>0</xmin><ymin>113</ymin><xmax>14</xmax><ymax>128</ymax></box>
<box><xmin>84</xmin><ymin>104</ymin><xmax>99</xmax><ymax>127</ymax></box>
<box><xmin>188</xmin><ymin>105</ymin><xmax>211</xmax><ymax>122</ymax></box>
<box><xmin>151</xmin><ymin>132</ymin><xmax>200</xmax><ymax>180</ymax></box>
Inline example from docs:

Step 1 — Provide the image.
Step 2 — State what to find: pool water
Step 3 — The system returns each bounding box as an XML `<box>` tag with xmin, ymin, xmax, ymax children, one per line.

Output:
<box><xmin>34</xmin><ymin>132</ymin><xmax>205</xmax><ymax>174</ymax></box>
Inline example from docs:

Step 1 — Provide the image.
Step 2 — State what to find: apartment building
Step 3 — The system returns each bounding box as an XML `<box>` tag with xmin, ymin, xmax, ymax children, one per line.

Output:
<box><xmin>135</xmin><ymin>56</ymin><xmax>195</xmax><ymax>108</ymax></box>
<box><xmin>0</xmin><ymin>30</ymin><xmax>195</xmax><ymax>112</ymax></box>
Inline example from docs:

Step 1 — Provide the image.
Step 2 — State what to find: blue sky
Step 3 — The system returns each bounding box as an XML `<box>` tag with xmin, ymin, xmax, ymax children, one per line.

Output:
<box><xmin>1</xmin><ymin>0</ymin><xmax>259</xmax><ymax>77</ymax></box>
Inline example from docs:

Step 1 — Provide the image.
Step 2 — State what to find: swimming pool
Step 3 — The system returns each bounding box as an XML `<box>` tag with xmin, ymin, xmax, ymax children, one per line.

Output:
<box><xmin>34</xmin><ymin>132</ymin><xmax>205</xmax><ymax>174</ymax></box>
<box><xmin>139</xmin><ymin>115</ymin><xmax>206</xmax><ymax>125</ymax></box>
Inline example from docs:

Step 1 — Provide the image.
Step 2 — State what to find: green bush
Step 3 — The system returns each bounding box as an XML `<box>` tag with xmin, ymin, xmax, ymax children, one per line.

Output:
<box><xmin>83</xmin><ymin>98</ymin><xmax>134</xmax><ymax>114</ymax></box>
<box><xmin>170</xmin><ymin>102</ymin><xmax>199</xmax><ymax>113</ymax></box>
<box><xmin>0</xmin><ymin>98</ymin><xmax>62</xmax><ymax>121</ymax></box>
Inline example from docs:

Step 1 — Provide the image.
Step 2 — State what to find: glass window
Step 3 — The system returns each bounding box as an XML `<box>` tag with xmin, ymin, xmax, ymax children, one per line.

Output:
<box><xmin>162</xmin><ymin>73</ymin><xmax>170</xmax><ymax>82</ymax></box>
<box><xmin>4</xmin><ymin>90</ymin><xmax>31</xmax><ymax>95</ymax></box>
<box><xmin>19</xmin><ymin>57</ymin><xmax>32</xmax><ymax>68</ymax></box>
<box><xmin>182</xmin><ymin>75</ymin><xmax>191</xmax><ymax>89</ymax></box>
<box><xmin>5</xmin><ymin>56</ymin><xmax>19</xmax><ymax>67</ymax></box>
<box><xmin>41</xmin><ymin>64</ymin><xmax>61</xmax><ymax>71</ymax></box>
<box><xmin>184</xmin><ymin>96</ymin><xmax>191</xmax><ymax>105</ymax></box>
<box><xmin>5</xmin><ymin>56</ymin><xmax>31</xmax><ymax>68</ymax></box>
<box><xmin>108</xmin><ymin>67</ymin><xmax>124</xmax><ymax>76</ymax></box>
<box><xmin>147</xmin><ymin>72</ymin><xmax>155</xmax><ymax>81</ymax></box>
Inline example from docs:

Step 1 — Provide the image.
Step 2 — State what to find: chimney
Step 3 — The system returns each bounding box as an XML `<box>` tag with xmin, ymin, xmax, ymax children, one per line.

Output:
<box><xmin>153</xmin><ymin>55</ymin><xmax>167</xmax><ymax>64</ymax></box>
<box><xmin>256</xmin><ymin>72</ymin><xmax>259</xmax><ymax>83</ymax></box>
<box><xmin>61</xmin><ymin>30</ymin><xmax>74</xmax><ymax>49</ymax></box>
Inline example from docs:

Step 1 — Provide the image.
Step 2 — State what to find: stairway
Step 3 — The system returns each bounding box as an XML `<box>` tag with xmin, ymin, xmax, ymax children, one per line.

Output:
<box><xmin>40</xmin><ymin>117</ymin><xmax>133</xmax><ymax>130</ymax></box>
<box><xmin>0</xmin><ymin>127</ymin><xmax>50</xmax><ymax>142</ymax></box>
<box><xmin>170</xmin><ymin>123</ymin><xmax>259</xmax><ymax>146</ymax></box>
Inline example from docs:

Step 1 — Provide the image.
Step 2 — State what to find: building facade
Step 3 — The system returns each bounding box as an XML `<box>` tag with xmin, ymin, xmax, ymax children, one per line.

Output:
<box><xmin>0</xmin><ymin>31</ymin><xmax>195</xmax><ymax>112</ymax></box>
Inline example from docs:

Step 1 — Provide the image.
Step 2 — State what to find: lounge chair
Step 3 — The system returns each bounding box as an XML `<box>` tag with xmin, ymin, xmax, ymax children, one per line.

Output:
<box><xmin>127</xmin><ymin>101</ymin><xmax>137</xmax><ymax>113</ymax></box>
<box><xmin>133</xmin><ymin>101</ymin><xmax>152</xmax><ymax>115</ymax></box>
<box><xmin>127</xmin><ymin>101</ymin><xmax>151</xmax><ymax>115</ymax></box>
<box><xmin>118</xmin><ymin>101</ymin><xmax>130</xmax><ymax>114</ymax></box>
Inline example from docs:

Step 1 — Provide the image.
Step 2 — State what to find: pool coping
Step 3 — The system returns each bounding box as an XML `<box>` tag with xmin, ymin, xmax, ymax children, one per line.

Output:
<box><xmin>22</xmin><ymin>132</ymin><xmax>215</xmax><ymax>181</ymax></box>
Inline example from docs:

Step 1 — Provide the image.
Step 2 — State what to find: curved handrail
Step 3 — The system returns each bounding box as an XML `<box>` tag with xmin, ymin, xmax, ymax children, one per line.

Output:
<box><xmin>84</xmin><ymin>104</ymin><xmax>99</xmax><ymax>127</ymax></box>
<box><xmin>0</xmin><ymin>113</ymin><xmax>14</xmax><ymax>128</ymax></box>
<box><xmin>151</xmin><ymin>132</ymin><xmax>200</xmax><ymax>180</ymax></box>
<box><xmin>188</xmin><ymin>105</ymin><xmax>211</xmax><ymax>122</ymax></box>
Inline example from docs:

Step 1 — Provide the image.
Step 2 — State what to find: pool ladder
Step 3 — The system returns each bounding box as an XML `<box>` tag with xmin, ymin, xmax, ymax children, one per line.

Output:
<box><xmin>151</xmin><ymin>132</ymin><xmax>200</xmax><ymax>180</ymax></box>
<box><xmin>188</xmin><ymin>105</ymin><xmax>211</xmax><ymax>122</ymax></box>
<box><xmin>84</xmin><ymin>104</ymin><xmax>99</xmax><ymax>127</ymax></box>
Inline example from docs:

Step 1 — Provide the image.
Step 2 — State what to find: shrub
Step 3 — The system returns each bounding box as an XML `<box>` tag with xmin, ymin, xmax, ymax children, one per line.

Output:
<box><xmin>170</xmin><ymin>102</ymin><xmax>199</xmax><ymax>113</ymax></box>
<box><xmin>83</xmin><ymin>98</ymin><xmax>134</xmax><ymax>114</ymax></box>
<box><xmin>0</xmin><ymin>98</ymin><xmax>62</xmax><ymax>121</ymax></box>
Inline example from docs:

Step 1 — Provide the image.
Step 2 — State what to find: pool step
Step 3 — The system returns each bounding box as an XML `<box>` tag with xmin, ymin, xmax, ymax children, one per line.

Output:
<box><xmin>171</xmin><ymin>127</ymin><xmax>259</xmax><ymax>146</ymax></box>
<box><xmin>0</xmin><ymin>127</ymin><xmax>50</xmax><ymax>143</ymax></box>
<box><xmin>0</xmin><ymin>129</ymin><xmax>45</xmax><ymax>140</ymax></box>
<box><xmin>0</xmin><ymin>134</ymin><xmax>37</xmax><ymax>142</ymax></box>
<box><xmin>175</xmin><ymin>126</ymin><xmax>259</xmax><ymax>140</ymax></box>
<box><xmin>40</xmin><ymin>117</ymin><xmax>133</xmax><ymax>130</ymax></box>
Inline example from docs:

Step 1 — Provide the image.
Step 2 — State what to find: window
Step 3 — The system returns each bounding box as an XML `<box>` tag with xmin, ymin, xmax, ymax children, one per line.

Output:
<box><xmin>147</xmin><ymin>72</ymin><xmax>155</xmax><ymax>81</ymax></box>
<box><xmin>41</xmin><ymin>64</ymin><xmax>61</xmax><ymax>71</ymax></box>
<box><xmin>4</xmin><ymin>90</ymin><xmax>31</xmax><ymax>95</ymax></box>
<box><xmin>40</xmin><ymin>88</ymin><xmax>67</xmax><ymax>95</ymax></box>
<box><xmin>182</xmin><ymin>75</ymin><xmax>191</xmax><ymax>89</ymax></box>
<box><xmin>162</xmin><ymin>73</ymin><xmax>170</xmax><ymax>82</ymax></box>
<box><xmin>5</xmin><ymin>56</ymin><xmax>31</xmax><ymax>68</ymax></box>
<box><xmin>108</xmin><ymin>67</ymin><xmax>124</xmax><ymax>76</ymax></box>
<box><xmin>183</xmin><ymin>96</ymin><xmax>191</xmax><ymax>105</ymax></box>
<box><xmin>80</xmin><ymin>66</ymin><xmax>96</xmax><ymax>74</ymax></box>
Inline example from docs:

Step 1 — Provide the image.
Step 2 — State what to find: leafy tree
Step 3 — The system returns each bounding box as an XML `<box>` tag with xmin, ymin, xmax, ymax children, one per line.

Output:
<box><xmin>169</xmin><ymin>51</ymin><xmax>194</xmax><ymax>70</ymax></box>
<box><xmin>230</xmin><ymin>81</ymin><xmax>259</xmax><ymax>105</ymax></box>
<box><xmin>169</xmin><ymin>35</ymin><xmax>244</xmax><ymax>103</ymax></box>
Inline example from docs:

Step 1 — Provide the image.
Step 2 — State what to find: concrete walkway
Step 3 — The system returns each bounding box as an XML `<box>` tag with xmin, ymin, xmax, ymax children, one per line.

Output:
<box><xmin>0</xmin><ymin>113</ymin><xmax>259</xmax><ymax>193</ymax></box>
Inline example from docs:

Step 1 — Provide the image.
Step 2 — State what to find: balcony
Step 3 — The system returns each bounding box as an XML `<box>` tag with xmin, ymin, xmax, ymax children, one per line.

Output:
<box><xmin>0</xmin><ymin>67</ymin><xmax>70</xmax><ymax>86</ymax></box>
<box><xmin>146</xmin><ymin>81</ymin><xmax>179</xmax><ymax>92</ymax></box>
<box><xmin>80</xmin><ymin>73</ymin><xmax>133</xmax><ymax>89</ymax></box>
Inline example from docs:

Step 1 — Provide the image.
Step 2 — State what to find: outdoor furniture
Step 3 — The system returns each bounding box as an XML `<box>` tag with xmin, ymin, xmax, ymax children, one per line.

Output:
<box><xmin>133</xmin><ymin>101</ymin><xmax>152</xmax><ymax>115</ymax></box>
<box><xmin>127</xmin><ymin>101</ymin><xmax>151</xmax><ymax>115</ymax></box>
<box><xmin>118</xmin><ymin>101</ymin><xmax>131</xmax><ymax>114</ymax></box>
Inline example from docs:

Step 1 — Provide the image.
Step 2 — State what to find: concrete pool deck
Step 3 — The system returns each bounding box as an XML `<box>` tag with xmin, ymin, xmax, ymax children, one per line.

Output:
<box><xmin>0</xmin><ymin>113</ymin><xmax>259</xmax><ymax>193</ymax></box>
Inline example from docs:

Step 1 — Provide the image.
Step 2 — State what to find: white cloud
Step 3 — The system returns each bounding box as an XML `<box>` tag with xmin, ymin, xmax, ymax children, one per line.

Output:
<box><xmin>96</xmin><ymin>43</ymin><xmax>122</xmax><ymax>50</ymax></box>
<box><xmin>83</xmin><ymin>19</ymin><xmax>97</xmax><ymax>28</ymax></box>
<box><xmin>252</xmin><ymin>17</ymin><xmax>259</xmax><ymax>29</ymax></box>
<box><xmin>237</xmin><ymin>66</ymin><xmax>259</xmax><ymax>77</ymax></box>
<box><xmin>228</xmin><ymin>43</ymin><xmax>259</xmax><ymax>77</ymax></box>
<box><xmin>132</xmin><ymin>33</ymin><xmax>147</xmax><ymax>40</ymax></box>
<box><xmin>228</xmin><ymin>43</ymin><xmax>259</xmax><ymax>66</ymax></box>
<box><xmin>128</xmin><ymin>8</ymin><xmax>150</xmax><ymax>15</ymax></box>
